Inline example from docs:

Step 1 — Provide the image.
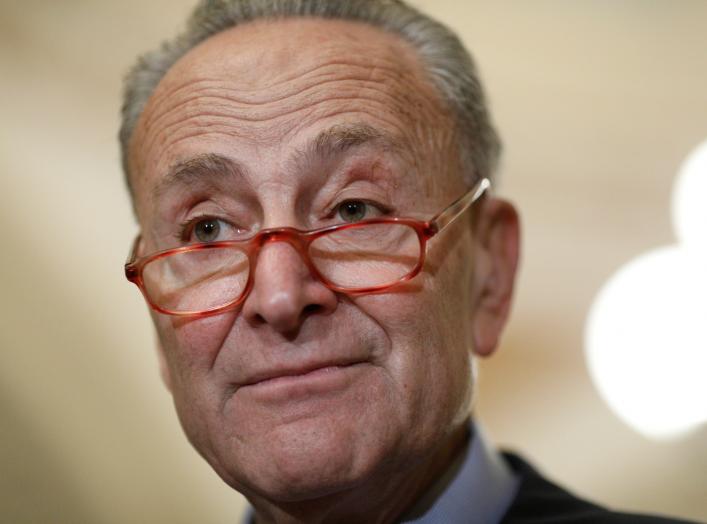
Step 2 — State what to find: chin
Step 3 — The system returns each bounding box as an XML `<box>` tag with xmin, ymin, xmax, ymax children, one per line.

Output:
<box><xmin>214</xmin><ymin>414</ymin><xmax>398</xmax><ymax>504</ymax></box>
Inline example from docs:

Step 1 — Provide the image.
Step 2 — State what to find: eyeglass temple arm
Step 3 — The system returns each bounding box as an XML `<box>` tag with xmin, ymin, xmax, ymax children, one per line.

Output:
<box><xmin>430</xmin><ymin>178</ymin><xmax>490</xmax><ymax>234</ymax></box>
<box><xmin>125</xmin><ymin>235</ymin><xmax>143</xmax><ymax>278</ymax></box>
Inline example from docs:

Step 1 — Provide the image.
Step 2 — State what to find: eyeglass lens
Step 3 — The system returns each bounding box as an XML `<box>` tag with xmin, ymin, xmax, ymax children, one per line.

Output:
<box><xmin>141</xmin><ymin>222</ymin><xmax>421</xmax><ymax>313</ymax></box>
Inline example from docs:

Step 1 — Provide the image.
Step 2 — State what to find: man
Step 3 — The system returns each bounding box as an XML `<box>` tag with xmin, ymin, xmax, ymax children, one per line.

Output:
<box><xmin>120</xmin><ymin>1</ymin><xmax>694</xmax><ymax>522</ymax></box>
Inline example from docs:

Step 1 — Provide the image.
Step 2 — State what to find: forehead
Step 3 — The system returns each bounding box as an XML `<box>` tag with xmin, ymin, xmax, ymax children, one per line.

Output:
<box><xmin>129</xmin><ymin>18</ymin><xmax>458</xmax><ymax>212</ymax></box>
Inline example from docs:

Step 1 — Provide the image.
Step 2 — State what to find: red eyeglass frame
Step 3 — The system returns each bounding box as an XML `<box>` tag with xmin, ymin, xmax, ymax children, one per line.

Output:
<box><xmin>125</xmin><ymin>178</ymin><xmax>490</xmax><ymax>318</ymax></box>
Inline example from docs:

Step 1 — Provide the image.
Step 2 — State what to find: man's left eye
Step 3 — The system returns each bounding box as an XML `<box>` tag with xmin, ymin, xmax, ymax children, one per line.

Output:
<box><xmin>336</xmin><ymin>200</ymin><xmax>382</xmax><ymax>223</ymax></box>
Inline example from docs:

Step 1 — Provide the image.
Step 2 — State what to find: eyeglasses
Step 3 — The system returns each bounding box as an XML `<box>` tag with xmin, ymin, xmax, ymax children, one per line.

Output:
<box><xmin>125</xmin><ymin>178</ymin><xmax>490</xmax><ymax>318</ymax></box>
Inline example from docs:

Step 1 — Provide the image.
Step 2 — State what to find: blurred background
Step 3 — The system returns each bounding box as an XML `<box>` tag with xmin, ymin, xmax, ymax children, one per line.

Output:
<box><xmin>1</xmin><ymin>1</ymin><xmax>705</xmax><ymax>522</ymax></box>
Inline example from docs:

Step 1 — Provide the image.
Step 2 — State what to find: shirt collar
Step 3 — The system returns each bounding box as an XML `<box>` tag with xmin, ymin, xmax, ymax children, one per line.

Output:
<box><xmin>400</xmin><ymin>420</ymin><xmax>519</xmax><ymax>524</ymax></box>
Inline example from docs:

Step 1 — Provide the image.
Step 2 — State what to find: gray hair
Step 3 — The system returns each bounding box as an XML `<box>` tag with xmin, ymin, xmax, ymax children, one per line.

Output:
<box><xmin>120</xmin><ymin>0</ymin><xmax>501</xmax><ymax>193</ymax></box>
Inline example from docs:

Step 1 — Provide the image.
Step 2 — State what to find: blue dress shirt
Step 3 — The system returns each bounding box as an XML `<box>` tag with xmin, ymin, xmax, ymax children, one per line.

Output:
<box><xmin>400</xmin><ymin>422</ymin><xmax>519</xmax><ymax>523</ymax></box>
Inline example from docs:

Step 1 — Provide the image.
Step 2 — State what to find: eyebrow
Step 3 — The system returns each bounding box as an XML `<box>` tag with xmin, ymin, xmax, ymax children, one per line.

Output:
<box><xmin>292</xmin><ymin>122</ymin><xmax>403</xmax><ymax>170</ymax></box>
<box><xmin>313</xmin><ymin>123</ymin><xmax>399</xmax><ymax>157</ymax></box>
<box><xmin>152</xmin><ymin>153</ymin><xmax>247</xmax><ymax>202</ymax></box>
<box><xmin>151</xmin><ymin>123</ymin><xmax>401</xmax><ymax>201</ymax></box>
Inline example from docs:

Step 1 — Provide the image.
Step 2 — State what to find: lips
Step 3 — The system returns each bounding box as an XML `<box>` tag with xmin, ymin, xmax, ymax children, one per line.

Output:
<box><xmin>242</xmin><ymin>358</ymin><xmax>366</xmax><ymax>388</ymax></box>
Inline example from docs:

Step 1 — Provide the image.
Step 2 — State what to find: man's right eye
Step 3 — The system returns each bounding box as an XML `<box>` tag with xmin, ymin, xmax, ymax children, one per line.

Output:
<box><xmin>179</xmin><ymin>217</ymin><xmax>238</xmax><ymax>244</ymax></box>
<box><xmin>194</xmin><ymin>218</ymin><xmax>223</xmax><ymax>242</ymax></box>
<box><xmin>337</xmin><ymin>200</ymin><xmax>369</xmax><ymax>223</ymax></box>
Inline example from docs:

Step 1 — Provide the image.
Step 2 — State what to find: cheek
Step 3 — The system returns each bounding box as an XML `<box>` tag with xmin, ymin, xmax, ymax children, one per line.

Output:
<box><xmin>359</xmin><ymin>232</ymin><xmax>474</xmax><ymax>364</ymax></box>
<box><xmin>354</xmin><ymin>279</ymin><xmax>473</xmax><ymax>426</ymax></box>
<box><xmin>153</xmin><ymin>311</ymin><xmax>237</xmax><ymax>386</ymax></box>
<box><xmin>151</xmin><ymin>311</ymin><xmax>240</xmax><ymax>463</ymax></box>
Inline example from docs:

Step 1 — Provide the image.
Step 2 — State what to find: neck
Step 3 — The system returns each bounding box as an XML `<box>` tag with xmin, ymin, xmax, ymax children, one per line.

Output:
<box><xmin>249</xmin><ymin>423</ymin><xmax>470</xmax><ymax>524</ymax></box>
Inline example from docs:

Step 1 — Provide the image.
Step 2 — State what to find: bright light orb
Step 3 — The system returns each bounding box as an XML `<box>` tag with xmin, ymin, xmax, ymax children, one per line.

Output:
<box><xmin>673</xmin><ymin>140</ymin><xmax>707</xmax><ymax>253</ymax></box>
<box><xmin>585</xmin><ymin>139</ymin><xmax>707</xmax><ymax>440</ymax></box>
<box><xmin>586</xmin><ymin>248</ymin><xmax>707</xmax><ymax>438</ymax></box>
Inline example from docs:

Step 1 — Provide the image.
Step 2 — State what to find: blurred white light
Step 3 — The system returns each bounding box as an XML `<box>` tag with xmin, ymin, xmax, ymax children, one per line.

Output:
<box><xmin>585</xmin><ymin>140</ymin><xmax>707</xmax><ymax>440</ymax></box>
<box><xmin>673</xmin><ymin>140</ymin><xmax>707</xmax><ymax>253</ymax></box>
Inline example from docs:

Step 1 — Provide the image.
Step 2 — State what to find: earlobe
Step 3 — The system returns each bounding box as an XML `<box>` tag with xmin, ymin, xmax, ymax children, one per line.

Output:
<box><xmin>471</xmin><ymin>198</ymin><xmax>521</xmax><ymax>357</ymax></box>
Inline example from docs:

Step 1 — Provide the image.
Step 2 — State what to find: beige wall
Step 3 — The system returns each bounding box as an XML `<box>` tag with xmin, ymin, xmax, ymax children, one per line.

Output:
<box><xmin>1</xmin><ymin>1</ymin><xmax>705</xmax><ymax>522</ymax></box>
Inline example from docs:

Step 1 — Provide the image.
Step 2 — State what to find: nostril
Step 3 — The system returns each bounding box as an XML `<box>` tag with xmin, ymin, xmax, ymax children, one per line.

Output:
<box><xmin>250</xmin><ymin>303</ymin><xmax>322</xmax><ymax>332</ymax></box>
<box><xmin>303</xmin><ymin>304</ymin><xmax>322</xmax><ymax>315</ymax></box>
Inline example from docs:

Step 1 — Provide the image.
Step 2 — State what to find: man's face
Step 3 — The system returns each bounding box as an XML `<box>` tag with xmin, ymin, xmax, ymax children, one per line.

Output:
<box><xmin>129</xmin><ymin>19</ymin><xmax>487</xmax><ymax>504</ymax></box>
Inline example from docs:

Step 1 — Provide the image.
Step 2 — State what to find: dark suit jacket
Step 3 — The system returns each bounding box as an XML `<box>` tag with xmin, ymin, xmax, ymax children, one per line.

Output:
<box><xmin>500</xmin><ymin>453</ymin><xmax>701</xmax><ymax>523</ymax></box>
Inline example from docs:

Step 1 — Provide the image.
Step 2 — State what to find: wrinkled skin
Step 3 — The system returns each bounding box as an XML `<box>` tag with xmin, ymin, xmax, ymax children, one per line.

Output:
<box><xmin>128</xmin><ymin>18</ymin><xmax>519</xmax><ymax>524</ymax></box>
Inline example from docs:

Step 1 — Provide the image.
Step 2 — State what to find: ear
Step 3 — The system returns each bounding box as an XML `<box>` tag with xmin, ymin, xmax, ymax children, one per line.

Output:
<box><xmin>155</xmin><ymin>337</ymin><xmax>173</xmax><ymax>393</ymax></box>
<box><xmin>470</xmin><ymin>197</ymin><xmax>521</xmax><ymax>357</ymax></box>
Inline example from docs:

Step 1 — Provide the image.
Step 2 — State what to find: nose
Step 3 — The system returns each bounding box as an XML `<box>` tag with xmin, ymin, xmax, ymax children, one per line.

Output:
<box><xmin>241</xmin><ymin>238</ymin><xmax>338</xmax><ymax>336</ymax></box>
